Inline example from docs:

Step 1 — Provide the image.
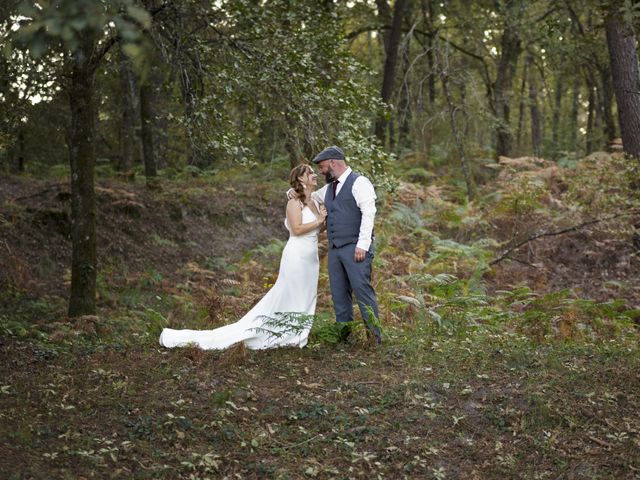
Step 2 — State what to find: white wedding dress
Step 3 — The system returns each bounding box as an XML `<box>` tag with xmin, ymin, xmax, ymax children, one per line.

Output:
<box><xmin>159</xmin><ymin>205</ymin><xmax>320</xmax><ymax>350</ymax></box>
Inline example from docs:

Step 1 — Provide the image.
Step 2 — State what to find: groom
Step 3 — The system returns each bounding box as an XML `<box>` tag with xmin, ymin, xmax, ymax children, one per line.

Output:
<box><xmin>311</xmin><ymin>146</ymin><xmax>381</xmax><ymax>344</ymax></box>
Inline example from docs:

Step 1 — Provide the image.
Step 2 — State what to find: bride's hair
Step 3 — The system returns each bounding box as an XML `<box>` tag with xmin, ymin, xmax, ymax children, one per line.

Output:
<box><xmin>289</xmin><ymin>164</ymin><xmax>311</xmax><ymax>204</ymax></box>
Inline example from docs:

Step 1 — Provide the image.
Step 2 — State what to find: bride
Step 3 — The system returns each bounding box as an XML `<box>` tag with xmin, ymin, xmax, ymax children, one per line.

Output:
<box><xmin>159</xmin><ymin>164</ymin><xmax>327</xmax><ymax>350</ymax></box>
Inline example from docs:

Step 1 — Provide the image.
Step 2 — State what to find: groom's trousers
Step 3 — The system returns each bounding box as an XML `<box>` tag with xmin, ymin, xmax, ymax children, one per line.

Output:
<box><xmin>327</xmin><ymin>243</ymin><xmax>381</xmax><ymax>342</ymax></box>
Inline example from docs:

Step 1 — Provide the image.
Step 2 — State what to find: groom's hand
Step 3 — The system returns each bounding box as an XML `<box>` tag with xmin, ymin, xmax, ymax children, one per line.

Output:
<box><xmin>354</xmin><ymin>247</ymin><xmax>366</xmax><ymax>262</ymax></box>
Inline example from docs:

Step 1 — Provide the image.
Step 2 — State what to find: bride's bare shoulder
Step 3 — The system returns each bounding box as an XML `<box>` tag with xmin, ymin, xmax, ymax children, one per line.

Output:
<box><xmin>287</xmin><ymin>198</ymin><xmax>304</xmax><ymax>208</ymax></box>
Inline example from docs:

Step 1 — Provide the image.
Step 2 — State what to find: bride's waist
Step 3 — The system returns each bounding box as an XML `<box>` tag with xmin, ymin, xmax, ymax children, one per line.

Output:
<box><xmin>288</xmin><ymin>232</ymin><xmax>319</xmax><ymax>240</ymax></box>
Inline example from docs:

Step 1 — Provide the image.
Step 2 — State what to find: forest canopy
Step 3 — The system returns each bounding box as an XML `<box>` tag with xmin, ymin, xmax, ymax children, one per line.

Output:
<box><xmin>3</xmin><ymin>0</ymin><xmax>639</xmax><ymax>174</ymax></box>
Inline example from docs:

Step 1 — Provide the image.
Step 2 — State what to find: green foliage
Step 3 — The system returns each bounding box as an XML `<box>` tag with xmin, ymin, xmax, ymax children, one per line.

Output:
<box><xmin>9</xmin><ymin>0</ymin><xmax>150</xmax><ymax>62</ymax></box>
<box><xmin>309</xmin><ymin>312</ymin><xmax>346</xmax><ymax>345</ymax></box>
<box><xmin>0</xmin><ymin>291</ymin><xmax>65</xmax><ymax>340</ymax></box>
<box><xmin>242</xmin><ymin>238</ymin><xmax>286</xmax><ymax>265</ymax></box>
<box><xmin>143</xmin><ymin>0</ymin><xmax>394</xmax><ymax>179</ymax></box>
<box><xmin>47</xmin><ymin>163</ymin><xmax>71</xmax><ymax>179</ymax></box>
<box><xmin>150</xmin><ymin>233</ymin><xmax>178</xmax><ymax>248</ymax></box>
<box><xmin>251</xmin><ymin>312</ymin><xmax>315</xmax><ymax>344</ymax></box>
<box><xmin>491</xmin><ymin>177</ymin><xmax>547</xmax><ymax>218</ymax></box>
<box><xmin>403</xmin><ymin>167</ymin><xmax>434</xmax><ymax>184</ymax></box>
<box><xmin>565</xmin><ymin>153</ymin><xmax>640</xmax><ymax>215</ymax></box>
<box><xmin>499</xmin><ymin>287</ymin><xmax>639</xmax><ymax>342</ymax></box>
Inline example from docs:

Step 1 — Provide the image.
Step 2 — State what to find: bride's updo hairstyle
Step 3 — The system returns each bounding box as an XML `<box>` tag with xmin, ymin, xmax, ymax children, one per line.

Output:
<box><xmin>289</xmin><ymin>164</ymin><xmax>312</xmax><ymax>204</ymax></box>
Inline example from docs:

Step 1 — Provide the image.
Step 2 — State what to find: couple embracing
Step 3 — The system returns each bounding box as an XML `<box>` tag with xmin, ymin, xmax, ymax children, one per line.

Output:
<box><xmin>159</xmin><ymin>146</ymin><xmax>381</xmax><ymax>350</ymax></box>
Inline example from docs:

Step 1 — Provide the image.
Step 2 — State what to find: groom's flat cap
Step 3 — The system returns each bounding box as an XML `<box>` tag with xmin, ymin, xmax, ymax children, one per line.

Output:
<box><xmin>312</xmin><ymin>145</ymin><xmax>345</xmax><ymax>163</ymax></box>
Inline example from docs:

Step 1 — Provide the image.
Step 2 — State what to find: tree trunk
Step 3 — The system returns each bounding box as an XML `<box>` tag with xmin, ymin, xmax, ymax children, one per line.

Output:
<box><xmin>585</xmin><ymin>78</ymin><xmax>596</xmax><ymax>154</ymax></box>
<box><xmin>570</xmin><ymin>76</ymin><xmax>580</xmax><ymax>151</ymax></box>
<box><xmin>68</xmin><ymin>33</ymin><xmax>98</xmax><ymax>317</ymax></box>
<box><xmin>284</xmin><ymin>112</ymin><xmax>302</xmax><ymax>168</ymax></box>
<box><xmin>491</xmin><ymin>1</ymin><xmax>523</xmax><ymax>158</ymax></box>
<box><xmin>516</xmin><ymin>58</ymin><xmax>528</xmax><ymax>152</ymax></box>
<box><xmin>424</xmin><ymin>0</ymin><xmax>436</xmax><ymax>106</ymax></box>
<box><xmin>551</xmin><ymin>74</ymin><xmax>563</xmax><ymax>159</ymax></box>
<box><xmin>397</xmin><ymin>32</ymin><xmax>412</xmax><ymax>153</ymax></box>
<box><xmin>374</xmin><ymin>0</ymin><xmax>408</xmax><ymax>147</ymax></box>
<box><xmin>119</xmin><ymin>47</ymin><xmax>136</xmax><ymax>173</ymax></box>
<box><xmin>528</xmin><ymin>56</ymin><xmax>542</xmax><ymax>157</ymax></box>
<box><xmin>140</xmin><ymin>80</ymin><xmax>158</xmax><ymax>181</ymax></box>
<box><xmin>441</xmin><ymin>72</ymin><xmax>475</xmax><ymax>200</ymax></box>
<box><xmin>599</xmin><ymin>65</ymin><xmax>616</xmax><ymax>143</ymax></box>
<box><xmin>420</xmin><ymin>0</ymin><xmax>436</xmax><ymax>159</ymax></box>
<box><xmin>154</xmin><ymin>75</ymin><xmax>170</xmax><ymax>169</ymax></box>
<box><xmin>606</xmin><ymin>16</ymin><xmax>640</xmax><ymax>158</ymax></box>
<box><xmin>179</xmin><ymin>66</ymin><xmax>202</xmax><ymax>167</ymax></box>
<box><xmin>375</xmin><ymin>0</ymin><xmax>392</xmax><ymax>51</ymax></box>
<box><xmin>17</xmin><ymin>127</ymin><xmax>25</xmax><ymax>173</ymax></box>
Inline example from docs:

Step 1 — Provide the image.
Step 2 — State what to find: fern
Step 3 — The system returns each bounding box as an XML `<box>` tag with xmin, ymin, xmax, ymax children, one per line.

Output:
<box><xmin>251</xmin><ymin>312</ymin><xmax>315</xmax><ymax>345</ymax></box>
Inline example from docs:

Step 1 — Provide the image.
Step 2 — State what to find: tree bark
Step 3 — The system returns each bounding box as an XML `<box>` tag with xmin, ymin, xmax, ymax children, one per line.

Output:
<box><xmin>570</xmin><ymin>76</ymin><xmax>580</xmax><ymax>151</ymax></box>
<box><xmin>585</xmin><ymin>77</ymin><xmax>596</xmax><ymax>154</ymax></box>
<box><xmin>119</xmin><ymin>47</ymin><xmax>136</xmax><ymax>173</ymax></box>
<box><xmin>419</xmin><ymin>0</ymin><xmax>436</xmax><ymax>158</ymax></box>
<box><xmin>397</xmin><ymin>30</ymin><xmax>412</xmax><ymax>152</ymax></box>
<box><xmin>375</xmin><ymin>0</ymin><xmax>392</xmax><ymax>51</ymax></box>
<box><xmin>599</xmin><ymin>65</ymin><xmax>616</xmax><ymax>143</ymax></box>
<box><xmin>179</xmin><ymin>65</ymin><xmax>202</xmax><ymax>167</ymax></box>
<box><xmin>606</xmin><ymin>15</ymin><xmax>640</xmax><ymax>158</ymax></box>
<box><xmin>374</xmin><ymin>0</ymin><xmax>408</xmax><ymax>147</ymax></box>
<box><xmin>441</xmin><ymin>72</ymin><xmax>475</xmax><ymax>200</ymax></box>
<box><xmin>140</xmin><ymin>79</ymin><xmax>158</xmax><ymax>181</ymax></box>
<box><xmin>68</xmin><ymin>32</ymin><xmax>98</xmax><ymax>317</ymax></box>
<box><xmin>516</xmin><ymin>57</ymin><xmax>528</xmax><ymax>152</ymax></box>
<box><xmin>528</xmin><ymin>56</ymin><xmax>542</xmax><ymax>157</ymax></box>
<box><xmin>551</xmin><ymin>74</ymin><xmax>563</xmax><ymax>159</ymax></box>
<box><xmin>491</xmin><ymin>1</ymin><xmax>523</xmax><ymax>158</ymax></box>
<box><xmin>424</xmin><ymin>0</ymin><xmax>436</xmax><ymax>106</ymax></box>
<box><xmin>17</xmin><ymin>127</ymin><xmax>25</xmax><ymax>173</ymax></box>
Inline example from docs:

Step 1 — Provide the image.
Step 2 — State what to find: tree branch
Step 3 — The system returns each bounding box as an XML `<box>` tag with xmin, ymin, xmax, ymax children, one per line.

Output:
<box><xmin>90</xmin><ymin>2</ymin><xmax>171</xmax><ymax>70</ymax></box>
<box><xmin>345</xmin><ymin>24</ymin><xmax>388</xmax><ymax>41</ymax></box>
<box><xmin>490</xmin><ymin>210</ymin><xmax>640</xmax><ymax>266</ymax></box>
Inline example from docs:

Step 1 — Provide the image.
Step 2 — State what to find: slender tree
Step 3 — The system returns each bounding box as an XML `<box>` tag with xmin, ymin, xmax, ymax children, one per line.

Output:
<box><xmin>528</xmin><ymin>55</ymin><xmax>543</xmax><ymax>156</ymax></box>
<box><xmin>10</xmin><ymin>1</ymin><xmax>155</xmax><ymax>316</ymax></box>
<box><xmin>119</xmin><ymin>46</ymin><xmax>137</xmax><ymax>173</ymax></box>
<box><xmin>491</xmin><ymin>0</ymin><xmax>524</xmax><ymax>158</ymax></box>
<box><xmin>551</xmin><ymin>74</ymin><xmax>564</xmax><ymax>158</ymax></box>
<box><xmin>374</xmin><ymin>0</ymin><xmax>408</xmax><ymax>147</ymax></box>
<box><xmin>140</xmin><ymin>70</ymin><xmax>158</xmax><ymax>182</ymax></box>
<box><xmin>605</xmin><ymin>8</ymin><xmax>640</xmax><ymax>158</ymax></box>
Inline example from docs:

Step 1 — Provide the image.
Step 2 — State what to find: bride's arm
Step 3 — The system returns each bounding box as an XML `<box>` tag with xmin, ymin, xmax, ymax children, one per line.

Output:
<box><xmin>286</xmin><ymin>200</ymin><xmax>325</xmax><ymax>235</ymax></box>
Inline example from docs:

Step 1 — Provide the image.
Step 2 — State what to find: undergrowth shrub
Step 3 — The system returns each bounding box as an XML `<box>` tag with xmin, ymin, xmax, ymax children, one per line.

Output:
<box><xmin>565</xmin><ymin>153</ymin><xmax>640</xmax><ymax>215</ymax></box>
<box><xmin>499</xmin><ymin>287</ymin><xmax>639</xmax><ymax>343</ymax></box>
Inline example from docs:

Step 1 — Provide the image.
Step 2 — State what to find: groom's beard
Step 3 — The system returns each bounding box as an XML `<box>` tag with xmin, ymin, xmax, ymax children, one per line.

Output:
<box><xmin>324</xmin><ymin>170</ymin><xmax>336</xmax><ymax>183</ymax></box>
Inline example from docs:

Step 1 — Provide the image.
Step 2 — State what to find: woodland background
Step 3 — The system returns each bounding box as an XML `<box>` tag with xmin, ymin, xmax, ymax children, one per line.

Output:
<box><xmin>1</xmin><ymin>1</ymin><xmax>640</xmax><ymax>479</ymax></box>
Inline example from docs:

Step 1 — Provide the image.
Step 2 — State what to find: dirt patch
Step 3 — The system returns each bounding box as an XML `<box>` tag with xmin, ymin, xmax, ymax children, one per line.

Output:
<box><xmin>488</xmin><ymin>223</ymin><xmax>640</xmax><ymax>306</ymax></box>
<box><xmin>0</xmin><ymin>176</ymin><xmax>288</xmax><ymax>298</ymax></box>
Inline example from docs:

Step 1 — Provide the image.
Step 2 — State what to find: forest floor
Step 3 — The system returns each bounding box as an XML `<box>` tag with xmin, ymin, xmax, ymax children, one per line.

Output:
<box><xmin>1</xmin><ymin>155</ymin><xmax>640</xmax><ymax>479</ymax></box>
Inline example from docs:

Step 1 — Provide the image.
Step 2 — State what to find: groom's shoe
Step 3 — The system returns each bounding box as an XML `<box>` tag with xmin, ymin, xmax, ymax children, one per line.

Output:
<box><xmin>366</xmin><ymin>330</ymin><xmax>382</xmax><ymax>348</ymax></box>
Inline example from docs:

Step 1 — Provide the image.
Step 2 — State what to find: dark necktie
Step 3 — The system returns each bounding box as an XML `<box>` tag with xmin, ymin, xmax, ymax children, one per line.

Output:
<box><xmin>332</xmin><ymin>180</ymin><xmax>339</xmax><ymax>199</ymax></box>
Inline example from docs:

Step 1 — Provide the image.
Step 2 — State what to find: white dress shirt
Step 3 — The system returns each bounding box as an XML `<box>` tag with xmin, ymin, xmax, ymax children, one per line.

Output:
<box><xmin>312</xmin><ymin>167</ymin><xmax>377</xmax><ymax>251</ymax></box>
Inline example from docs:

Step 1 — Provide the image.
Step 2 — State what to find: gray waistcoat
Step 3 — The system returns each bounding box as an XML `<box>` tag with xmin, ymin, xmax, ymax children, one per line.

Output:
<box><xmin>324</xmin><ymin>172</ymin><xmax>361</xmax><ymax>248</ymax></box>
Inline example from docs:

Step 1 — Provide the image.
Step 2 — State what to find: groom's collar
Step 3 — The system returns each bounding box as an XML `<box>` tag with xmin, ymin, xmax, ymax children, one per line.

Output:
<box><xmin>336</xmin><ymin>167</ymin><xmax>352</xmax><ymax>184</ymax></box>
